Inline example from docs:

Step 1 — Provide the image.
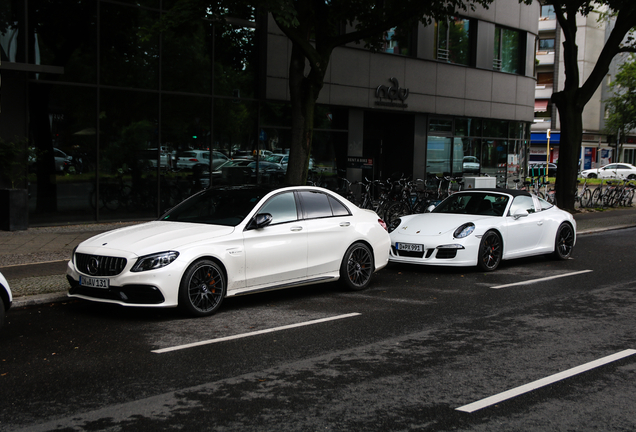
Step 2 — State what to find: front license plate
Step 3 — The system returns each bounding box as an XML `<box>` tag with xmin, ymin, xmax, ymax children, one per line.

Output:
<box><xmin>80</xmin><ymin>276</ymin><xmax>110</xmax><ymax>289</ymax></box>
<box><xmin>397</xmin><ymin>242</ymin><xmax>423</xmax><ymax>252</ymax></box>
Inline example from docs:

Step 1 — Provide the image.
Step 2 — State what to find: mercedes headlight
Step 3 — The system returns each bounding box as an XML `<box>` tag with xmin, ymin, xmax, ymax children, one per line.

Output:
<box><xmin>131</xmin><ymin>251</ymin><xmax>179</xmax><ymax>272</ymax></box>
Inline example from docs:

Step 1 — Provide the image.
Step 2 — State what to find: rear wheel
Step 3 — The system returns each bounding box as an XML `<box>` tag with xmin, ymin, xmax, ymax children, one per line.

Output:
<box><xmin>477</xmin><ymin>231</ymin><xmax>502</xmax><ymax>272</ymax></box>
<box><xmin>179</xmin><ymin>259</ymin><xmax>226</xmax><ymax>317</ymax></box>
<box><xmin>340</xmin><ymin>243</ymin><xmax>374</xmax><ymax>291</ymax></box>
<box><xmin>552</xmin><ymin>223</ymin><xmax>574</xmax><ymax>260</ymax></box>
<box><xmin>580</xmin><ymin>189</ymin><xmax>592</xmax><ymax>208</ymax></box>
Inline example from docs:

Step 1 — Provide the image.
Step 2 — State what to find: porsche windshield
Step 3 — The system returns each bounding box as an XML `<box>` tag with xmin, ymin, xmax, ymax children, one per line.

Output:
<box><xmin>432</xmin><ymin>192</ymin><xmax>509</xmax><ymax>216</ymax></box>
<box><xmin>160</xmin><ymin>187</ymin><xmax>270</xmax><ymax>226</ymax></box>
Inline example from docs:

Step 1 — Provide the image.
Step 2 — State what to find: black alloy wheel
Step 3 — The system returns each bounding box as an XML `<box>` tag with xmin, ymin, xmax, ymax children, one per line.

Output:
<box><xmin>477</xmin><ymin>230</ymin><xmax>502</xmax><ymax>272</ymax></box>
<box><xmin>553</xmin><ymin>223</ymin><xmax>574</xmax><ymax>260</ymax></box>
<box><xmin>340</xmin><ymin>243</ymin><xmax>374</xmax><ymax>291</ymax></box>
<box><xmin>179</xmin><ymin>259</ymin><xmax>226</xmax><ymax>317</ymax></box>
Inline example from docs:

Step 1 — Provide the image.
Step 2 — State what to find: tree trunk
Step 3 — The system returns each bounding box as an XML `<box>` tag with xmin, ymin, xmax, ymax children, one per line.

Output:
<box><xmin>553</xmin><ymin>94</ymin><xmax>583</xmax><ymax>211</ymax></box>
<box><xmin>285</xmin><ymin>44</ymin><xmax>325</xmax><ymax>185</ymax></box>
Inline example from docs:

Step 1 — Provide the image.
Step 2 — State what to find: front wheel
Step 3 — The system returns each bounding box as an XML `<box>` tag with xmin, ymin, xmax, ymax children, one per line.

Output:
<box><xmin>340</xmin><ymin>243</ymin><xmax>374</xmax><ymax>291</ymax></box>
<box><xmin>580</xmin><ymin>189</ymin><xmax>592</xmax><ymax>208</ymax></box>
<box><xmin>552</xmin><ymin>223</ymin><xmax>574</xmax><ymax>260</ymax></box>
<box><xmin>179</xmin><ymin>259</ymin><xmax>226</xmax><ymax>317</ymax></box>
<box><xmin>477</xmin><ymin>231</ymin><xmax>502</xmax><ymax>272</ymax></box>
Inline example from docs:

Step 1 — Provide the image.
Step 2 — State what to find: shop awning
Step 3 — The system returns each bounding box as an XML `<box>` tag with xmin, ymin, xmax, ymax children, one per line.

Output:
<box><xmin>534</xmin><ymin>99</ymin><xmax>549</xmax><ymax>112</ymax></box>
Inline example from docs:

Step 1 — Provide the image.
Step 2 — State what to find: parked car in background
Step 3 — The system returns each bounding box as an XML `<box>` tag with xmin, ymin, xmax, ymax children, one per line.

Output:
<box><xmin>67</xmin><ymin>185</ymin><xmax>390</xmax><ymax>317</ymax></box>
<box><xmin>175</xmin><ymin>150</ymin><xmax>229</xmax><ymax>171</ymax></box>
<box><xmin>0</xmin><ymin>271</ymin><xmax>13</xmax><ymax>329</ymax></box>
<box><xmin>462</xmin><ymin>156</ymin><xmax>480</xmax><ymax>173</ymax></box>
<box><xmin>264</xmin><ymin>153</ymin><xmax>314</xmax><ymax>171</ymax></box>
<box><xmin>388</xmin><ymin>189</ymin><xmax>576</xmax><ymax>272</ymax></box>
<box><xmin>529</xmin><ymin>162</ymin><xmax>557</xmax><ymax>177</ymax></box>
<box><xmin>579</xmin><ymin>163</ymin><xmax>636</xmax><ymax>179</ymax></box>
<box><xmin>29</xmin><ymin>147</ymin><xmax>74</xmax><ymax>173</ymax></box>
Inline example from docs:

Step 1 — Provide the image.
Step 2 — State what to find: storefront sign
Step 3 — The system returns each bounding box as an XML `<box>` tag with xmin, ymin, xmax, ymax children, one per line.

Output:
<box><xmin>375</xmin><ymin>78</ymin><xmax>408</xmax><ymax>108</ymax></box>
<box><xmin>347</xmin><ymin>157</ymin><xmax>373</xmax><ymax>169</ymax></box>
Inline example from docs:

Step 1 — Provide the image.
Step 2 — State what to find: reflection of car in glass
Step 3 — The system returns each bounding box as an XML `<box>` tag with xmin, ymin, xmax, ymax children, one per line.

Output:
<box><xmin>388</xmin><ymin>189</ymin><xmax>576</xmax><ymax>272</ymax></box>
<box><xmin>29</xmin><ymin>148</ymin><xmax>73</xmax><ymax>173</ymax></box>
<box><xmin>67</xmin><ymin>185</ymin><xmax>391</xmax><ymax>317</ymax></box>
<box><xmin>580</xmin><ymin>163</ymin><xmax>636</xmax><ymax>179</ymax></box>
<box><xmin>0</xmin><ymin>271</ymin><xmax>13</xmax><ymax>329</ymax></box>
<box><xmin>529</xmin><ymin>162</ymin><xmax>557</xmax><ymax>177</ymax></box>
<box><xmin>175</xmin><ymin>150</ymin><xmax>229</xmax><ymax>171</ymax></box>
<box><xmin>462</xmin><ymin>156</ymin><xmax>480</xmax><ymax>173</ymax></box>
<box><xmin>264</xmin><ymin>154</ymin><xmax>314</xmax><ymax>170</ymax></box>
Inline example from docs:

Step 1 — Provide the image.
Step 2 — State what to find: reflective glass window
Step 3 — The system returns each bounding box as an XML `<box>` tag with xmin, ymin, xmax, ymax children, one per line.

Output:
<box><xmin>494</xmin><ymin>26</ymin><xmax>522</xmax><ymax>74</ymax></box>
<box><xmin>435</xmin><ymin>16</ymin><xmax>471</xmax><ymax>66</ymax></box>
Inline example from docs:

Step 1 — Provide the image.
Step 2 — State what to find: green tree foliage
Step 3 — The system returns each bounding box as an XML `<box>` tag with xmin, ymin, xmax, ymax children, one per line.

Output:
<box><xmin>546</xmin><ymin>0</ymin><xmax>636</xmax><ymax>210</ymax></box>
<box><xmin>604</xmin><ymin>55</ymin><xmax>636</xmax><ymax>150</ymax></box>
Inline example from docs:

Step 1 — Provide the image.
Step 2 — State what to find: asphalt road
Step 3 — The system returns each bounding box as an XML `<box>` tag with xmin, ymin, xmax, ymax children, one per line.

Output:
<box><xmin>1</xmin><ymin>229</ymin><xmax>636</xmax><ymax>431</ymax></box>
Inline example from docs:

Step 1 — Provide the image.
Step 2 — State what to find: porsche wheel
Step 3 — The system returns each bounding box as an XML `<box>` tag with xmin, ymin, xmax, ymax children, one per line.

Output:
<box><xmin>179</xmin><ymin>259</ymin><xmax>226</xmax><ymax>317</ymax></box>
<box><xmin>340</xmin><ymin>243</ymin><xmax>374</xmax><ymax>291</ymax></box>
<box><xmin>477</xmin><ymin>230</ymin><xmax>502</xmax><ymax>272</ymax></box>
<box><xmin>552</xmin><ymin>223</ymin><xmax>574</xmax><ymax>260</ymax></box>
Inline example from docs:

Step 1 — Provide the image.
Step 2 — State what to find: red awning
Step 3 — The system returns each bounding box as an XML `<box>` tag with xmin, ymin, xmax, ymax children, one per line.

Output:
<box><xmin>534</xmin><ymin>100</ymin><xmax>549</xmax><ymax>112</ymax></box>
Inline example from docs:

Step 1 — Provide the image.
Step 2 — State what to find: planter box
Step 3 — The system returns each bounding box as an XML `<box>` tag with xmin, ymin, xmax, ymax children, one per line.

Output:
<box><xmin>0</xmin><ymin>189</ymin><xmax>29</xmax><ymax>231</ymax></box>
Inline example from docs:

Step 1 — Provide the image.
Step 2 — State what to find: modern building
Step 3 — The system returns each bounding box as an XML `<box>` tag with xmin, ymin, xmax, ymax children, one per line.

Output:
<box><xmin>531</xmin><ymin>2</ymin><xmax>635</xmax><ymax>170</ymax></box>
<box><xmin>0</xmin><ymin>0</ymin><xmax>538</xmax><ymax>227</ymax></box>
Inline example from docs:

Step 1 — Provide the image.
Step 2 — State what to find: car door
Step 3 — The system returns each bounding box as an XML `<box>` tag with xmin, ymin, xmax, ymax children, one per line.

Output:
<box><xmin>504</xmin><ymin>195</ymin><xmax>545</xmax><ymax>257</ymax></box>
<box><xmin>298</xmin><ymin>190</ymin><xmax>355</xmax><ymax>277</ymax></box>
<box><xmin>242</xmin><ymin>191</ymin><xmax>308</xmax><ymax>288</ymax></box>
<box><xmin>600</xmin><ymin>164</ymin><xmax>618</xmax><ymax>178</ymax></box>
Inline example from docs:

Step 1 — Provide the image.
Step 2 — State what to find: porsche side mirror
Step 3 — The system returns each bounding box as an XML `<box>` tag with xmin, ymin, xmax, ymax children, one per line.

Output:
<box><xmin>426</xmin><ymin>204</ymin><xmax>436</xmax><ymax>213</ymax></box>
<box><xmin>512</xmin><ymin>209</ymin><xmax>529</xmax><ymax>219</ymax></box>
<box><xmin>248</xmin><ymin>213</ymin><xmax>273</xmax><ymax>230</ymax></box>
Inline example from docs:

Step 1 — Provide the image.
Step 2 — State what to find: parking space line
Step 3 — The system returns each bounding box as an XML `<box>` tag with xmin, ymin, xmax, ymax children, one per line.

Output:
<box><xmin>490</xmin><ymin>270</ymin><xmax>593</xmax><ymax>289</ymax></box>
<box><xmin>152</xmin><ymin>312</ymin><xmax>361</xmax><ymax>354</ymax></box>
<box><xmin>456</xmin><ymin>349</ymin><xmax>636</xmax><ymax>413</ymax></box>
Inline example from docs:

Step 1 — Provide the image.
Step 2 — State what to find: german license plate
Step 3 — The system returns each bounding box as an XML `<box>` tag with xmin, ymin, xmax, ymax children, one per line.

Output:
<box><xmin>80</xmin><ymin>276</ymin><xmax>110</xmax><ymax>289</ymax></box>
<box><xmin>397</xmin><ymin>243</ymin><xmax>423</xmax><ymax>252</ymax></box>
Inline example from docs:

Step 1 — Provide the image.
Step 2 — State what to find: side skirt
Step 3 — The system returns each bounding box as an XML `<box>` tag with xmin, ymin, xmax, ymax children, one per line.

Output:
<box><xmin>228</xmin><ymin>276</ymin><xmax>336</xmax><ymax>297</ymax></box>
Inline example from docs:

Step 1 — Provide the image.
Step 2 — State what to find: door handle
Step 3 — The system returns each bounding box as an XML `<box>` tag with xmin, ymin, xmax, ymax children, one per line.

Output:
<box><xmin>290</xmin><ymin>226</ymin><xmax>303</xmax><ymax>231</ymax></box>
<box><xmin>340</xmin><ymin>222</ymin><xmax>351</xmax><ymax>227</ymax></box>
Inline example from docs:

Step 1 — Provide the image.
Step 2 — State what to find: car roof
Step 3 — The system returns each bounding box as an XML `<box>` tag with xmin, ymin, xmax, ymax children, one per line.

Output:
<box><xmin>455</xmin><ymin>188</ymin><xmax>532</xmax><ymax>198</ymax></box>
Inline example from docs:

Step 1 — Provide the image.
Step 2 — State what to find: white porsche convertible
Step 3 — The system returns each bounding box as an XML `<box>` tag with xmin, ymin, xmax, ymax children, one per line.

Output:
<box><xmin>67</xmin><ymin>185</ymin><xmax>390</xmax><ymax>317</ymax></box>
<box><xmin>388</xmin><ymin>189</ymin><xmax>576</xmax><ymax>271</ymax></box>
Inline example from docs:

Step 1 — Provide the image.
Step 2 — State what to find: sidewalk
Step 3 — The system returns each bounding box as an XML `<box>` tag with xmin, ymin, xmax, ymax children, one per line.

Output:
<box><xmin>2</xmin><ymin>207</ymin><xmax>636</xmax><ymax>308</ymax></box>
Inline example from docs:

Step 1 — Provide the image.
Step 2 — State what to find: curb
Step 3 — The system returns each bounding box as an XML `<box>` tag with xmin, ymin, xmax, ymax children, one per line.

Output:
<box><xmin>12</xmin><ymin>292</ymin><xmax>71</xmax><ymax>309</ymax></box>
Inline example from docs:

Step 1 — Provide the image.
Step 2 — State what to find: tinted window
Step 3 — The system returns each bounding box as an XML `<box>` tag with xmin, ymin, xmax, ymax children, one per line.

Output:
<box><xmin>162</xmin><ymin>188</ymin><xmax>269</xmax><ymax>226</ymax></box>
<box><xmin>329</xmin><ymin>196</ymin><xmax>351</xmax><ymax>216</ymax></box>
<box><xmin>259</xmin><ymin>192</ymin><xmax>298</xmax><ymax>224</ymax></box>
<box><xmin>300</xmin><ymin>191</ymin><xmax>333</xmax><ymax>219</ymax></box>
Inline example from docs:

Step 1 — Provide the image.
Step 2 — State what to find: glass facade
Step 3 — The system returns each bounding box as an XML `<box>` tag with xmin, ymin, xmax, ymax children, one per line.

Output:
<box><xmin>494</xmin><ymin>26</ymin><xmax>523</xmax><ymax>74</ymax></box>
<box><xmin>427</xmin><ymin>118</ymin><xmax>530</xmax><ymax>188</ymax></box>
<box><xmin>1</xmin><ymin>0</ymin><xmax>533</xmax><ymax>227</ymax></box>
<box><xmin>435</xmin><ymin>17</ymin><xmax>471</xmax><ymax>66</ymax></box>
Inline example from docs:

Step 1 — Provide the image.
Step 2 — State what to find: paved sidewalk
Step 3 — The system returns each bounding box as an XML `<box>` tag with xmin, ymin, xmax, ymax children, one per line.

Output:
<box><xmin>2</xmin><ymin>208</ymin><xmax>636</xmax><ymax>308</ymax></box>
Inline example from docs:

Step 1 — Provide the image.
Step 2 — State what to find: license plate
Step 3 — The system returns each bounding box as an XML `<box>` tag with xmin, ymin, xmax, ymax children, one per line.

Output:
<box><xmin>80</xmin><ymin>275</ymin><xmax>110</xmax><ymax>289</ymax></box>
<box><xmin>397</xmin><ymin>243</ymin><xmax>423</xmax><ymax>252</ymax></box>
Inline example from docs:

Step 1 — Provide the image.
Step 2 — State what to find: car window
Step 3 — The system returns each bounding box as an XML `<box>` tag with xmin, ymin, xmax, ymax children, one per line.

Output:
<box><xmin>536</xmin><ymin>196</ymin><xmax>553</xmax><ymax>211</ymax></box>
<box><xmin>509</xmin><ymin>195</ymin><xmax>535</xmax><ymax>215</ymax></box>
<box><xmin>329</xmin><ymin>195</ymin><xmax>351</xmax><ymax>216</ymax></box>
<box><xmin>258</xmin><ymin>192</ymin><xmax>298</xmax><ymax>224</ymax></box>
<box><xmin>432</xmin><ymin>193</ymin><xmax>507</xmax><ymax>216</ymax></box>
<box><xmin>299</xmin><ymin>191</ymin><xmax>335</xmax><ymax>219</ymax></box>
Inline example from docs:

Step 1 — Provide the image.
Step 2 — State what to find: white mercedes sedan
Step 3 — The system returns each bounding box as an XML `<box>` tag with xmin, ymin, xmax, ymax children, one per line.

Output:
<box><xmin>388</xmin><ymin>189</ymin><xmax>576</xmax><ymax>271</ymax></box>
<box><xmin>67</xmin><ymin>185</ymin><xmax>390</xmax><ymax>316</ymax></box>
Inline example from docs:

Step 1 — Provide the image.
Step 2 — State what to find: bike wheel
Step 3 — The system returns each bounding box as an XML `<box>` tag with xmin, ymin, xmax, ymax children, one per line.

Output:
<box><xmin>384</xmin><ymin>201</ymin><xmax>409</xmax><ymax>227</ymax></box>
<box><xmin>580</xmin><ymin>189</ymin><xmax>592</xmax><ymax>208</ymax></box>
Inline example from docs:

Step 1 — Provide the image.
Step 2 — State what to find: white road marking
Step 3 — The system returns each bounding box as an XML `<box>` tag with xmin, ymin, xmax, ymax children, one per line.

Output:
<box><xmin>456</xmin><ymin>349</ymin><xmax>636</xmax><ymax>413</ymax></box>
<box><xmin>152</xmin><ymin>312</ymin><xmax>361</xmax><ymax>354</ymax></box>
<box><xmin>490</xmin><ymin>270</ymin><xmax>593</xmax><ymax>289</ymax></box>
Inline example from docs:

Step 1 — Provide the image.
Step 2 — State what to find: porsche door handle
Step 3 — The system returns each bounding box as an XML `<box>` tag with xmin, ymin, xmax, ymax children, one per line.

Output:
<box><xmin>290</xmin><ymin>226</ymin><xmax>303</xmax><ymax>231</ymax></box>
<box><xmin>537</xmin><ymin>220</ymin><xmax>544</xmax><ymax>226</ymax></box>
<box><xmin>340</xmin><ymin>222</ymin><xmax>351</xmax><ymax>227</ymax></box>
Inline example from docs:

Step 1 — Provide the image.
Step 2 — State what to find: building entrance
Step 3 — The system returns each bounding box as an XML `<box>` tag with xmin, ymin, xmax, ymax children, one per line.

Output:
<box><xmin>362</xmin><ymin>112</ymin><xmax>414</xmax><ymax>181</ymax></box>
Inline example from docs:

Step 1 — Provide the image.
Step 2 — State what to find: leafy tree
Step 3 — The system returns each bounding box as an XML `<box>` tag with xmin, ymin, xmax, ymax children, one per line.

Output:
<box><xmin>546</xmin><ymin>1</ymin><xmax>636</xmax><ymax>210</ymax></box>
<box><xmin>604</xmin><ymin>55</ymin><xmax>636</xmax><ymax>156</ymax></box>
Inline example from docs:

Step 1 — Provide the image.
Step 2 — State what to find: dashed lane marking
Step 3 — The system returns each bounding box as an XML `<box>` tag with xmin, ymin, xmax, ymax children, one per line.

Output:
<box><xmin>152</xmin><ymin>312</ymin><xmax>361</xmax><ymax>354</ymax></box>
<box><xmin>490</xmin><ymin>269</ymin><xmax>593</xmax><ymax>289</ymax></box>
<box><xmin>456</xmin><ymin>349</ymin><xmax>636</xmax><ymax>413</ymax></box>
